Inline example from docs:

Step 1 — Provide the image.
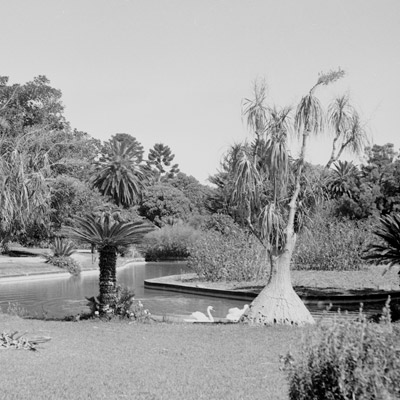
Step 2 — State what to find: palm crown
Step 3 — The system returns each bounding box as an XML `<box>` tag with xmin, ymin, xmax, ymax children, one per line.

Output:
<box><xmin>67</xmin><ymin>213</ymin><xmax>153</xmax><ymax>250</ymax></box>
<box><xmin>91</xmin><ymin>138</ymin><xmax>148</xmax><ymax>207</ymax></box>
<box><xmin>363</xmin><ymin>214</ymin><xmax>400</xmax><ymax>267</ymax></box>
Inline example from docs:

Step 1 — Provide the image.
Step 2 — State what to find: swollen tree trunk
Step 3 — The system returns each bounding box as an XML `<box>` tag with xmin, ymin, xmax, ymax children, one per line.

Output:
<box><xmin>241</xmin><ymin>233</ymin><xmax>314</xmax><ymax>325</ymax></box>
<box><xmin>98</xmin><ymin>245</ymin><xmax>118</xmax><ymax>314</ymax></box>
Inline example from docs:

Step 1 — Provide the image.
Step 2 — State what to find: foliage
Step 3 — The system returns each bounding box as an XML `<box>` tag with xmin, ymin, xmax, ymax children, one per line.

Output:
<box><xmin>363</xmin><ymin>213</ymin><xmax>400</xmax><ymax>268</ymax></box>
<box><xmin>49</xmin><ymin>175</ymin><xmax>112</xmax><ymax>231</ymax></box>
<box><xmin>45</xmin><ymin>255</ymin><xmax>81</xmax><ymax>275</ymax></box>
<box><xmin>326</xmin><ymin>160</ymin><xmax>360</xmax><ymax>199</ymax></box>
<box><xmin>328</xmin><ymin>143</ymin><xmax>400</xmax><ymax>219</ymax></box>
<box><xmin>293</xmin><ymin>206</ymin><xmax>376</xmax><ymax>271</ymax></box>
<box><xmin>283</xmin><ymin>308</ymin><xmax>400</xmax><ymax>400</ymax></box>
<box><xmin>139</xmin><ymin>183</ymin><xmax>192</xmax><ymax>227</ymax></box>
<box><xmin>200</xmin><ymin>213</ymin><xmax>239</xmax><ymax>235</ymax></box>
<box><xmin>168</xmin><ymin>172</ymin><xmax>213</xmax><ymax>215</ymax></box>
<box><xmin>147</xmin><ymin>143</ymin><xmax>179</xmax><ymax>181</ymax></box>
<box><xmin>91</xmin><ymin>136</ymin><xmax>149</xmax><ymax>207</ymax></box>
<box><xmin>142</xmin><ymin>224</ymin><xmax>200</xmax><ymax>261</ymax></box>
<box><xmin>326</xmin><ymin>94</ymin><xmax>367</xmax><ymax>169</ymax></box>
<box><xmin>86</xmin><ymin>286</ymin><xmax>151</xmax><ymax>321</ymax></box>
<box><xmin>0</xmin><ymin>75</ymin><xmax>65</xmax><ymax>136</ymax></box>
<box><xmin>0</xmin><ymin>331</ymin><xmax>51</xmax><ymax>351</ymax></box>
<box><xmin>187</xmin><ymin>228</ymin><xmax>267</xmax><ymax>281</ymax></box>
<box><xmin>51</xmin><ymin>237</ymin><xmax>76</xmax><ymax>257</ymax></box>
<box><xmin>65</xmin><ymin>212</ymin><xmax>154</xmax><ymax>251</ymax></box>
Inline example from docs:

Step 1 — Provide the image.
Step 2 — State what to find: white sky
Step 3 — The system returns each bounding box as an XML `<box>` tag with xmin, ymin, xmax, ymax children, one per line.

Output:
<box><xmin>2</xmin><ymin>0</ymin><xmax>400</xmax><ymax>183</ymax></box>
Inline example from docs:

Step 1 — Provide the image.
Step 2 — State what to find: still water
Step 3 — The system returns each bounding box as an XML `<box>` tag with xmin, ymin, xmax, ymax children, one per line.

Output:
<box><xmin>0</xmin><ymin>262</ymin><xmax>247</xmax><ymax>319</ymax></box>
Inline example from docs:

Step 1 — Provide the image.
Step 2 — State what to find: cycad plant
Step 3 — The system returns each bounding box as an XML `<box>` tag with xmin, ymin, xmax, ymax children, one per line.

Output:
<box><xmin>363</xmin><ymin>214</ymin><xmax>400</xmax><ymax>268</ymax></box>
<box><xmin>66</xmin><ymin>212</ymin><xmax>153</xmax><ymax>315</ymax></box>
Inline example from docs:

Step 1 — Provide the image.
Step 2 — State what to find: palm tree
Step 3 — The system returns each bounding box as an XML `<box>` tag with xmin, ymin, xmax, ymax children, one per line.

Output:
<box><xmin>66</xmin><ymin>212</ymin><xmax>153</xmax><ymax>314</ymax></box>
<box><xmin>326</xmin><ymin>95</ymin><xmax>368</xmax><ymax>169</ymax></box>
<box><xmin>326</xmin><ymin>160</ymin><xmax>359</xmax><ymax>199</ymax></box>
<box><xmin>91</xmin><ymin>137</ymin><xmax>148</xmax><ymax>207</ymax></box>
<box><xmin>234</xmin><ymin>69</ymin><xmax>345</xmax><ymax>325</ymax></box>
<box><xmin>363</xmin><ymin>214</ymin><xmax>400</xmax><ymax>268</ymax></box>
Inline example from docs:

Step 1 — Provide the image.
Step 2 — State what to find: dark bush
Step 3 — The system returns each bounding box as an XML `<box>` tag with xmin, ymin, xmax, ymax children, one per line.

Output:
<box><xmin>142</xmin><ymin>224</ymin><xmax>200</xmax><ymax>261</ymax></box>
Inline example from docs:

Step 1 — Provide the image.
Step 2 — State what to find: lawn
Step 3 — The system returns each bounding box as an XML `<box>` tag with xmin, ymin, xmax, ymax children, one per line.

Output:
<box><xmin>0</xmin><ymin>313</ymin><xmax>302</xmax><ymax>400</ymax></box>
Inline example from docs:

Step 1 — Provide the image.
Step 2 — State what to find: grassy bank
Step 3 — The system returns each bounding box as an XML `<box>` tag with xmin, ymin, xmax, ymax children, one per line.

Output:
<box><xmin>0</xmin><ymin>313</ymin><xmax>301</xmax><ymax>400</ymax></box>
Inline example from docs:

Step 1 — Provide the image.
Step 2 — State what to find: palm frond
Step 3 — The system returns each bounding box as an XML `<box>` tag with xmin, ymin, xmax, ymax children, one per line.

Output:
<box><xmin>65</xmin><ymin>213</ymin><xmax>154</xmax><ymax>249</ymax></box>
<box><xmin>294</xmin><ymin>93</ymin><xmax>325</xmax><ymax>136</ymax></box>
<box><xmin>363</xmin><ymin>214</ymin><xmax>400</xmax><ymax>267</ymax></box>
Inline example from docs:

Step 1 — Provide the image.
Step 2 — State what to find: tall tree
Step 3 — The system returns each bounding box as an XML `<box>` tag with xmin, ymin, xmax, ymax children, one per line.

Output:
<box><xmin>233</xmin><ymin>69</ymin><xmax>344</xmax><ymax>325</ymax></box>
<box><xmin>0</xmin><ymin>131</ymin><xmax>52</xmax><ymax>249</ymax></box>
<box><xmin>91</xmin><ymin>137</ymin><xmax>149</xmax><ymax>207</ymax></box>
<box><xmin>66</xmin><ymin>212</ymin><xmax>153</xmax><ymax>314</ymax></box>
<box><xmin>147</xmin><ymin>143</ymin><xmax>179</xmax><ymax>182</ymax></box>
<box><xmin>0</xmin><ymin>75</ymin><xmax>65</xmax><ymax>136</ymax></box>
<box><xmin>325</xmin><ymin>95</ymin><xmax>368</xmax><ymax>169</ymax></box>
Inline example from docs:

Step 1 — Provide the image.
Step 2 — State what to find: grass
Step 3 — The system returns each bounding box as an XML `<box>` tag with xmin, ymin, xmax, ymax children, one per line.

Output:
<box><xmin>0</xmin><ymin>313</ymin><xmax>301</xmax><ymax>400</ymax></box>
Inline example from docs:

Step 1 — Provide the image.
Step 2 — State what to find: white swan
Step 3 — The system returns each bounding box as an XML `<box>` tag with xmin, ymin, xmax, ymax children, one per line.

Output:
<box><xmin>226</xmin><ymin>304</ymin><xmax>249</xmax><ymax>322</ymax></box>
<box><xmin>184</xmin><ymin>306</ymin><xmax>214</xmax><ymax>322</ymax></box>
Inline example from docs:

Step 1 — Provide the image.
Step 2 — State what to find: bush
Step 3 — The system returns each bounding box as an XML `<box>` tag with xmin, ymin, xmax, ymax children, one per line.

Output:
<box><xmin>283</xmin><ymin>308</ymin><xmax>400</xmax><ymax>400</ymax></box>
<box><xmin>142</xmin><ymin>224</ymin><xmax>200</xmax><ymax>261</ymax></box>
<box><xmin>293</xmin><ymin>210</ymin><xmax>376</xmax><ymax>271</ymax></box>
<box><xmin>45</xmin><ymin>255</ymin><xmax>81</xmax><ymax>276</ymax></box>
<box><xmin>187</xmin><ymin>228</ymin><xmax>267</xmax><ymax>282</ymax></box>
<box><xmin>86</xmin><ymin>285</ymin><xmax>151</xmax><ymax>321</ymax></box>
<box><xmin>51</xmin><ymin>238</ymin><xmax>76</xmax><ymax>257</ymax></box>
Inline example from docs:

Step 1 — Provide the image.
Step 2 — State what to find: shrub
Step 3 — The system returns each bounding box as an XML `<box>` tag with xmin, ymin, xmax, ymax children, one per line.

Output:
<box><xmin>187</xmin><ymin>228</ymin><xmax>267</xmax><ymax>282</ymax></box>
<box><xmin>51</xmin><ymin>237</ymin><xmax>76</xmax><ymax>257</ymax></box>
<box><xmin>86</xmin><ymin>285</ymin><xmax>151</xmax><ymax>321</ymax></box>
<box><xmin>45</xmin><ymin>255</ymin><xmax>81</xmax><ymax>276</ymax></box>
<box><xmin>142</xmin><ymin>224</ymin><xmax>200</xmax><ymax>261</ymax></box>
<box><xmin>283</xmin><ymin>307</ymin><xmax>400</xmax><ymax>400</ymax></box>
<box><xmin>293</xmin><ymin>211</ymin><xmax>376</xmax><ymax>271</ymax></box>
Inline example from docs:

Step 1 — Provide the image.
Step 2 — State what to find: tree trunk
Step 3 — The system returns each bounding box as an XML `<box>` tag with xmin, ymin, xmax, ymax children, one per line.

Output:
<box><xmin>241</xmin><ymin>234</ymin><xmax>315</xmax><ymax>325</ymax></box>
<box><xmin>98</xmin><ymin>245</ymin><xmax>118</xmax><ymax>315</ymax></box>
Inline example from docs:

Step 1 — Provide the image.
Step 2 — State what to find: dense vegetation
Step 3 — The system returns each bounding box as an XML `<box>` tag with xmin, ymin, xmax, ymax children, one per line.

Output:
<box><xmin>1</xmin><ymin>74</ymin><xmax>400</xmax><ymax>314</ymax></box>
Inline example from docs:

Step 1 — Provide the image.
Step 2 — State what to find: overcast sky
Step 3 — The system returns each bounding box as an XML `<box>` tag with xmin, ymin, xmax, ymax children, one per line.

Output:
<box><xmin>2</xmin><ymin>0</ymin><xmax>400</xmax><ymax>183</ymax></box>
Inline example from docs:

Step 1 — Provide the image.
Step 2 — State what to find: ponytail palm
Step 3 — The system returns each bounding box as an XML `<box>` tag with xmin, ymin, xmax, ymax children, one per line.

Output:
<box><xmin>235</xmin><ymin>69</ymin><xmax>344</xmax><ymax>326</ymax></box>
<box><xmin>326</xmin><ymin>95</ymin><xmax>368</xmax><ymax>169</ymax></box>
<box><xmin>67</xmin><ymin>213</ymin><xmax>153</xmax><ymax>314</ymax></box>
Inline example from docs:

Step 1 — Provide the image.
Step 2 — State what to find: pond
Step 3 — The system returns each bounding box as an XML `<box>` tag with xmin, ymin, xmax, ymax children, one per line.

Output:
<box><xmin>0</xmin><ymin>262</ymin><xmax>248</xmax><ymax>319</ymax></box>
<box><xmin>0</xmin><ymin>261</ymin><xmax>395</xmax><ymax>321</ymax></box>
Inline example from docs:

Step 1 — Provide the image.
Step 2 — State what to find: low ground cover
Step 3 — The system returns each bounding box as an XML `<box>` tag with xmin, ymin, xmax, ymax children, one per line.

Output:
<box><xmin>0</xmin><ymin>313</ymin><xmax>300</xmax><ymax>400</ymax></box>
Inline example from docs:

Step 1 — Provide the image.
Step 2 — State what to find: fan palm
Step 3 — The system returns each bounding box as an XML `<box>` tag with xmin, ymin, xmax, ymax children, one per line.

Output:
<box><xmin>66</xmin><ymin>212</ymin><xmax>153</xmax><ymax>314</ymax></box>
<box><xmin>91</xmin><ymin>137</ymin><xmax>148</xmax><ymax>207</ymax></box>
<box><xmin>363</xmin><ymin>214</ymin><xmax>400</xmax><ymax>268</ymax></box>
<box><xmin>326</xmin><ymin>160</ymin><xmax>359</xmax><ymax>199</ymax></box>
